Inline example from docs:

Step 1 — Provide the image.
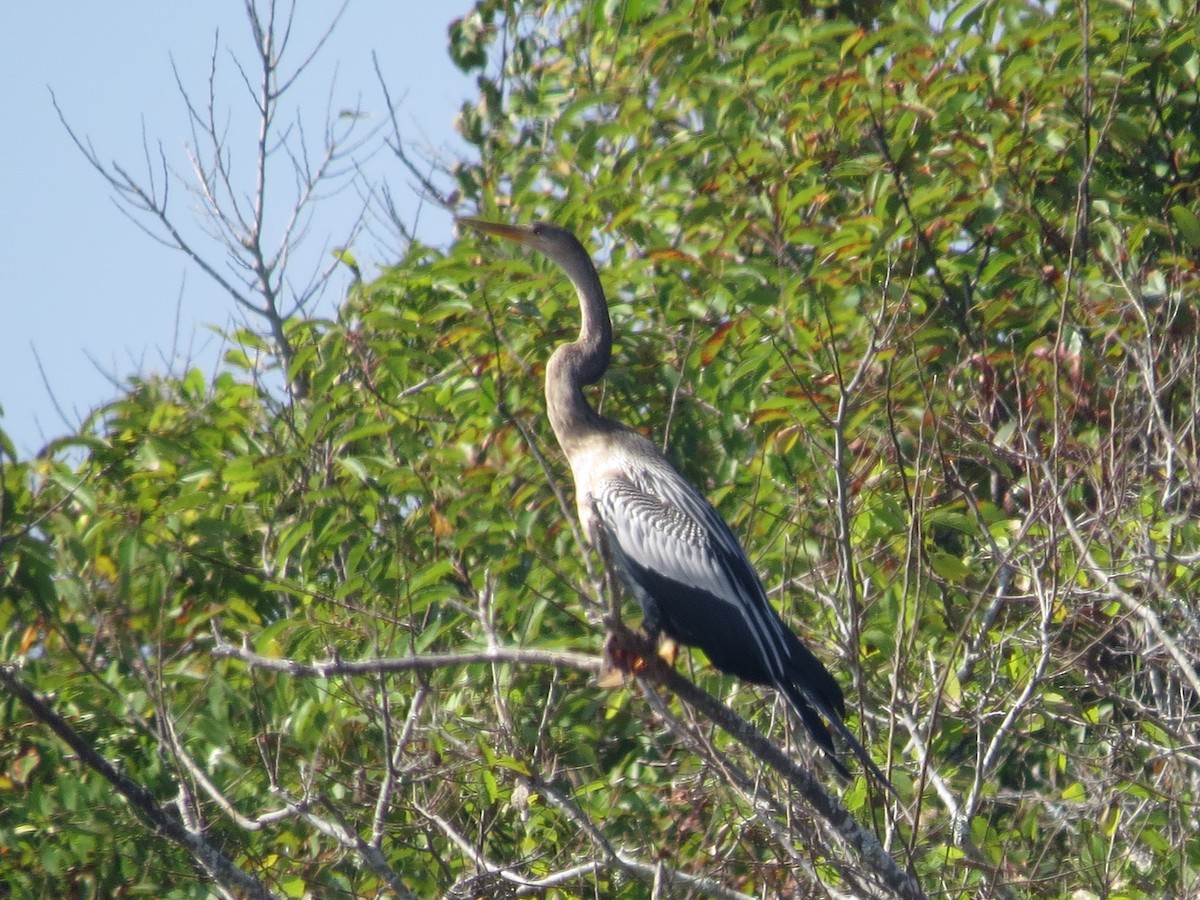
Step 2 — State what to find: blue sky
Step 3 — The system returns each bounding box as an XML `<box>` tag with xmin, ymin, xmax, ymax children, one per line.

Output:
<box><xmin>0</xmin><ymin>3</ymin><xmax>473</xmax><ymax>457</ymax></box>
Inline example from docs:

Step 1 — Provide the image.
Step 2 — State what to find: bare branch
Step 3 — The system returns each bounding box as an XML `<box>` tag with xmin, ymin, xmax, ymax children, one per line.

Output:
<box><xmin>371</xmin><ymin>50</ymin><xmax>454</xmax><ymax>212</ymax></box>
<box><xmin>50</xmin><ymin>1</ymin><xmax>381</xmax><ymax>398</ymax></box>
<box><xmin>29</xmin><ymin>343</ymin><xmax>75</xmax><ymax>436</ymax></box>
<box><xmin>210</xmin><ymin>636</ymin><xmax>604</xmax><ymax>678</ymax></box>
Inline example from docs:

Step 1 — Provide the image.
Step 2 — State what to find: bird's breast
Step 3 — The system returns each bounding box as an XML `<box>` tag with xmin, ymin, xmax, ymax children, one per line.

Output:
<box><xmin>565</xmin><ymin>436</ymin><xmax>642</xmax><ymax>546</ymax></box>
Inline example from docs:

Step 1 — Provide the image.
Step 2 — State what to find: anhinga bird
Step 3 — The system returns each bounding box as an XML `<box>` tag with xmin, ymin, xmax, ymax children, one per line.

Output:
<box><xmin>458</xmin><ymin>217</ymin><xmax>891</xmax><ymax>789</ymax></box>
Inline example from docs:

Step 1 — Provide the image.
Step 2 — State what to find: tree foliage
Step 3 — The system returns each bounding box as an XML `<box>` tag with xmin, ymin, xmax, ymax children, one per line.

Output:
<box><xmin>4</xmin><ymin>0</ymin><xmax>1200</xmax><ymax>897</ymax></box>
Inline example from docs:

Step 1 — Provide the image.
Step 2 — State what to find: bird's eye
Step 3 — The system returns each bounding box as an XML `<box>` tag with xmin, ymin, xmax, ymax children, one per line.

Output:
<box><xmin>531</xmin><ymin>224</ymin><xmax>544</xmax><ymax>236</ymax></box>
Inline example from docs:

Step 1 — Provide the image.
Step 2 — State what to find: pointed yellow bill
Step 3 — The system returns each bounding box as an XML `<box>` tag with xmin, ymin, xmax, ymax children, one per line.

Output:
<box><xmin>456</xmin><ymin>217</ymin><xmax>537</xmax><ymax>246</ymax></box>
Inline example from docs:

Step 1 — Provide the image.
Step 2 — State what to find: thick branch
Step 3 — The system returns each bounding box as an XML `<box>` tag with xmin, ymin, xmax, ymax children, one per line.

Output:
<box><xmin>210</xmin><ymin>637</ymin><xmax>604</xmax><ymax>678</ymax></box>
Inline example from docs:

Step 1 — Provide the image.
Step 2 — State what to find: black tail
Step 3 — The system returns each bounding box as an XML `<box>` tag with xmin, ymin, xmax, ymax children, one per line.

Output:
<box><xmin>777</xmin><ymin>676</ymin><xmax>898</xmax><ymax>797</ymax></box>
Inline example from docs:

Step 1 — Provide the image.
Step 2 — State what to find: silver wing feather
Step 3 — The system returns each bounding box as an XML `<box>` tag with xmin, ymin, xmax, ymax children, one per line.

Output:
<box><xmin>590</xmin><ymin>459</ymin><xmax>797</xmax><ymax>688</ymax></box>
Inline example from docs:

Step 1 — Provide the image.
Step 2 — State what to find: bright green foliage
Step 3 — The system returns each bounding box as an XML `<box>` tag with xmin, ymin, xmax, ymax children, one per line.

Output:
<box><xmin>4</xmin><ymin>1</ymin><xmax>1200</xmax><ymax>897</ymax></box>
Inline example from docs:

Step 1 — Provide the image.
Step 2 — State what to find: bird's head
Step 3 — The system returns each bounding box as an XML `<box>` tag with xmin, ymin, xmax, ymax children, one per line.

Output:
<box><xmin>456</xmin><ymin>217</ymin><xmax>590</xmax><ymax>274</ymax></box>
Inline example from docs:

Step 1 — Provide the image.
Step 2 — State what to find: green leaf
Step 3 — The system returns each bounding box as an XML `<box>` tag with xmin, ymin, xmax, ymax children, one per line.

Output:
<box><xmin>1061</xmin><ymin>782</ymin><xmax>1087</xmax><ymax>802</ymax></box>
<box><xmin>1170</xmin><ymin>205</ymin><xmax>1200</xmax><ymax>248</ymax></box>
<box><xmin>929</xmin><ymin>551</ymin><xmax>970</xmax><ymax>584</ymax></box>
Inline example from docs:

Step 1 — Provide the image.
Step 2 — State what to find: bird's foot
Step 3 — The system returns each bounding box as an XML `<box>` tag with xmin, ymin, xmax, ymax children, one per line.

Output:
<box><xmin>598</xmin><ymin>622</ymin><xmax>675</xmax><ymax>687</ymax></box>
<box><xmin>656</xmin><ymin>636</ymin><xmax>678</xmax><ymax>669</ymax></box>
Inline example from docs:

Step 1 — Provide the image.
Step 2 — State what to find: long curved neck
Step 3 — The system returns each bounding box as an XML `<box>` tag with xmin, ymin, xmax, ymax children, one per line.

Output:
<box><xmin>545</xmin><ymin>252</ymin><xmax>613</xmax><ymax>453</ymax></box>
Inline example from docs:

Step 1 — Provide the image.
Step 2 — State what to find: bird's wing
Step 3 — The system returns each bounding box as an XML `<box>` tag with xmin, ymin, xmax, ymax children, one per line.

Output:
<box><xmin>591</xmin><ymin>461</ymin><xmax>893</xmax><ymax>790</ymax></box>
<box><xmin>589</xmin><ymin>462</ymin><xmax>794</xmax><ymax>683</ymax></box>
<box><xmin>608</xmin><ymin>463</ymin><xmax>743</xmax><ymax>582</ymax></box>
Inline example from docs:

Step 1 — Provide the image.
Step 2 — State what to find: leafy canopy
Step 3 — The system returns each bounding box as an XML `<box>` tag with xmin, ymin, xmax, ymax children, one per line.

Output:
<box><xmin>3</xmin><ymin>1</ymin><xmax>1200</xmax><ymax>897</ymax></box>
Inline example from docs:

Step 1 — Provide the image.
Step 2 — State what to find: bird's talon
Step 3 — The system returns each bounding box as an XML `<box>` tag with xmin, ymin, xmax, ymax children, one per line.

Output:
<box><xmin>600</xmin><ymin>625</ymin><xmax>666</xmax><ymax>686</ymax></box>
<box><xmin>656</xmin><ymin>636</ymin><xmax>678</xmax><ymax>669</ymax></box>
